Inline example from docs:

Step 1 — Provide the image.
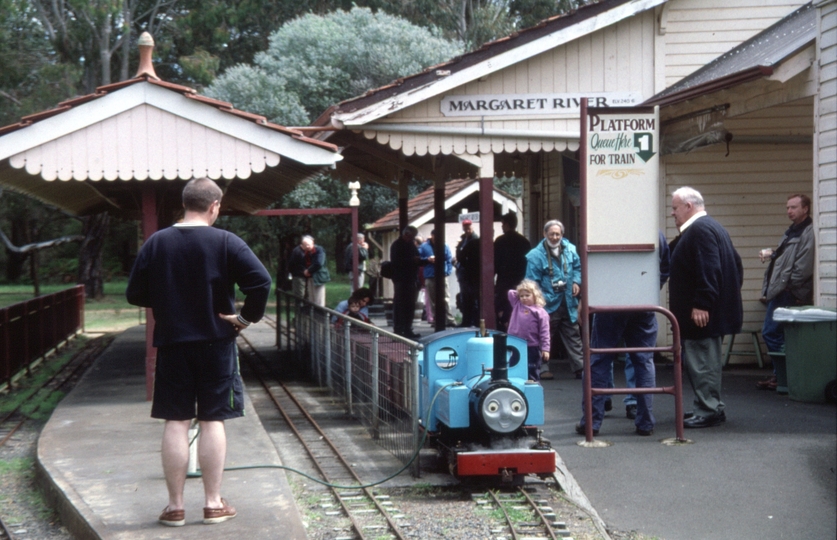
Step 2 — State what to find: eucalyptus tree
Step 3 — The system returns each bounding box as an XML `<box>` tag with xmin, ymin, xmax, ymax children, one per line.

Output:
<box><xmin>380</xmin><ymin>0</ymin><xmax>591</xmax><ymax>51</ymax></box>
<box><xmin>206</xmin><ymin>7</ymin><xmax>455</xmax><ymax>269</ymax></box>
<box><xmin>206</xmin><ymin>6</ymin><xmax>463</xmax><ymax>124</ymax></box>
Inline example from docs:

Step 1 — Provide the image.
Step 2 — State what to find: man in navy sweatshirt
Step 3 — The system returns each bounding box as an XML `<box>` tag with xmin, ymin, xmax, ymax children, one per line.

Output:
<box><xmin>127</xmin><ymin>177</ymin><xmax>271</xmax><ymax>526</ymax></box>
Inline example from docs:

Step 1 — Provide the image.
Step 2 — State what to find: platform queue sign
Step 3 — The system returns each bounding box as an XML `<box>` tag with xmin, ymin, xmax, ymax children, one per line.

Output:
<box><xmin>580</xmin><ymin>103</ymin><xmax>660</xmax><ymax>307</ymax></box>
<box><xmin>576</xmin><ymin>101</ymin><xmax>686</xmax><ymax>445</ymax></box>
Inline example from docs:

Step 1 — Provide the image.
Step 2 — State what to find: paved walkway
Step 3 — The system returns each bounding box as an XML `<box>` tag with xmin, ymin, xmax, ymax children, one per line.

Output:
<box><xmin>538</xmin><ymin>359</ymin><xmax>837</xmax><ymax>540</ymax></box>
<box><xmin>38</xmin><ymin>325</ymin><xmax>307</xmax><ymax>540</ymax></box>
<box><xmin>38</xmin><ymin>318</ymin><xmax>836</xmax><ymax>539</ymax></box>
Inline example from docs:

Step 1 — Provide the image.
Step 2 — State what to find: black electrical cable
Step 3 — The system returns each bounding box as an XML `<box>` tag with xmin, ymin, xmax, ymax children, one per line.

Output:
<box><xmin>188</xmin><ymin>381</ymin><xmax>460</xmax><ymax>489</ymax></box>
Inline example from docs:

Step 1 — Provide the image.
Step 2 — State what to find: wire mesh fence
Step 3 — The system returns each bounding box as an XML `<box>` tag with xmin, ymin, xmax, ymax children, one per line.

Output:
<box><xmin>276</xmin><ymin>290</ymin><xmax>424</xmax><ymax>477</ymax></box>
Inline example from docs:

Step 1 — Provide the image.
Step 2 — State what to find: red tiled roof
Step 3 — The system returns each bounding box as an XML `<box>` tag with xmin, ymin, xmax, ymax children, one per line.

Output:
<box><xmin>369</xmin><ymin>177</ymin><xmax>515</xmax><ymax>231</ymax></box>
<box><xmin>0</xmin><ymin>75</ymin><xmax>339</xmax><ymax>153</ymax></box>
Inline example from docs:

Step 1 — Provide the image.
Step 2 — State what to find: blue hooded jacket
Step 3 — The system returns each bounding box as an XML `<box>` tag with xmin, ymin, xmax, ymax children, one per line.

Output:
<box><xmin>525</xmin><ymin>238</ymin><xmax>581</xmax><ymax>322</ymax></box>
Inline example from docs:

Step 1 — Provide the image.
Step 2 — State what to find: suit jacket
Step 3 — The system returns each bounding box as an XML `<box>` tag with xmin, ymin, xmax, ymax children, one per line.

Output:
<box><xmin>494</xmin><ymin>231</ymin><xmax>531</xmax><ymax>290</ymax></box>
<box><xmin>669</xmin><ymin>215</ymin><xmax>743</xmax><ymax>340</ymax></box>
<box><xmin>390</xmin><ymin>236</ymin><xmax>421</xmax><ymax>283</ymax></box>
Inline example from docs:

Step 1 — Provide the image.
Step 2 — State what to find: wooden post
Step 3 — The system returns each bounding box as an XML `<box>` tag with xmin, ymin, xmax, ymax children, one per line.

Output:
<box><xmin>478</xmin><ymin>177</ymin><xmax>495</xmax><ymax>329</ymax></box>
<box><xmin>434</xmin><ymin>176</ymin><xmax>446</xmax><ymax>331</ymax></box>
<box><xmin>141</xmin><ymin>184</ymin><xmax>158</xmax><ymax>402</ymax></box>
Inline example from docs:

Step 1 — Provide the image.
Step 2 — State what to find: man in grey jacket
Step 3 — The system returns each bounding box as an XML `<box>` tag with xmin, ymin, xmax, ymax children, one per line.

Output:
<box><xmin>756</xmin><ymin>194</ymin><xmax>815</xmax><ymax>391</ymax></box>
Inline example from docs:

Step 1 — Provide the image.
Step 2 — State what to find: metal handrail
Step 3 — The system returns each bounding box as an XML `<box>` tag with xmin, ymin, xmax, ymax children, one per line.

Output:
<box><xmin>275</xmin><ymin>289</ymin><xmax>425</xmax><ymax>476</ymax></box>
<box><xmin>580</xmin><ymin>304</ymin><xmax>685</xmax><ymax>443</ymax></box>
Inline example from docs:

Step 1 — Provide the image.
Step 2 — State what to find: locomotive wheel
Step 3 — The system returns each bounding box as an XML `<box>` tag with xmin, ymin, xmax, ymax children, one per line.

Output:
<box><xmin>447</xmin><ymin>450</ymin><xmax>458</xmax><ymax>477</ymax></box>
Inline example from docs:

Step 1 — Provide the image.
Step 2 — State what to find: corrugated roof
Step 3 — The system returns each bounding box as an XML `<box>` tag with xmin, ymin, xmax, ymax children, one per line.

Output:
<box><xmin>644</xmin><ymin>2</ymin><xmax>815</xmax><ymax>106</ymax></box>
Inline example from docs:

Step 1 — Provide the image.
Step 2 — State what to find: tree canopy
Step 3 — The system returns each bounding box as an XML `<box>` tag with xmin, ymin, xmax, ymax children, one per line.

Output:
<box><xmin>206</xmin><ymin>6</ymin><xmax>464</xmax><ymax>124</ymax></box>
<box><xmin>0</xmin><ymin>0</ymin><xmax>589</xmax><ymax>292</ymax></box>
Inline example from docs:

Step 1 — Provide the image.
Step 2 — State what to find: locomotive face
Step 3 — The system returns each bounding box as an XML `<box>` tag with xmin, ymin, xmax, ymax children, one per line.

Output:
<box><xmin>479</xmin><ymin>386</ymin><xmax>528</xmax><ymax>434</ymax></box>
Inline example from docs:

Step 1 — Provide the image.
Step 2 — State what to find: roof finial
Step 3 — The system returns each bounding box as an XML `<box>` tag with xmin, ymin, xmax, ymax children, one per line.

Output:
<box><xmin>135</xmin><ymin>32</ymin><xmax>160</xmax><ymax>80</ymax></box>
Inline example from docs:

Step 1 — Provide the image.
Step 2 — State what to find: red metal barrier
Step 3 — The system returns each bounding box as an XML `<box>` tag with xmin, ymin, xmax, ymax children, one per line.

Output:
<box><xmin>580</xmin><ymin>304</ymin><xmax>685</xmax><ymax>443</ymax></box>
<box><xmin>0</xmin><ymin>285</ymin><xmax>85</xmax><ymax>388</ymax></box>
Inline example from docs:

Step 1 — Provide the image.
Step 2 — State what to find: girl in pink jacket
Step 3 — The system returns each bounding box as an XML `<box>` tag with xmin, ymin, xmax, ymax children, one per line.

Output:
<box><xmin>507</xmin><ymin>280</ymin><xmax>551</xmax><ymax>382</ymax></box>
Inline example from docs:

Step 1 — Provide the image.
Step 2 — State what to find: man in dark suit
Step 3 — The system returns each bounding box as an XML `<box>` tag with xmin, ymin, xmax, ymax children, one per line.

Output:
<box><xmin>390</xmin><ymin>226</ymin><xmax>422</xmax><ymax>339</ymax></box>
<box><xmin>494</xmin><ymin>212</ymin><xmax>531</xmax><ymax>331</ymax></box>
<box><xmin>669</xmin><ymin>187</ymin><xmax>743</xmax><ymax>428</ymax></box>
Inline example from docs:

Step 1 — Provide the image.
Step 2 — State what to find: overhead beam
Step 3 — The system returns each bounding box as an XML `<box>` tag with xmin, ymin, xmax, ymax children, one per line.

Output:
<box><xmin>345</xmin><ymin>138</ymin><xmax>439</xmax><ymax>179</ymax></box>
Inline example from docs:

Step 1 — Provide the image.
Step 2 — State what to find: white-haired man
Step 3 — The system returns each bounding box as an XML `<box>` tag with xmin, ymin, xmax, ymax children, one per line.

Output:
<box><xmin>669</xmin><ymin>187</ymin><xmax>743</xmax><ymax>428</ymax></box>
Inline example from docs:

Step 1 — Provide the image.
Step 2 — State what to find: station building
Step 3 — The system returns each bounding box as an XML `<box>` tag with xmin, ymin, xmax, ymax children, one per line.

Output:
<box><xmin>313</xmin><ymin>0</ymin><xmax>836</xmax><ymax>359</ymax></box>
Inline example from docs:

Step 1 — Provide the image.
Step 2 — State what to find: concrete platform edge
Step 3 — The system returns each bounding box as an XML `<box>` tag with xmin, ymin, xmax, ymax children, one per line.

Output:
<box><xmin>552</xmin><ymin>453</ymin><xmax>611</xmax><ymax>540</ymax></box>
<box><xmin>36</xmin><ymin>450</ymin><xmax>106</xmax><ymax>540</ymax></box>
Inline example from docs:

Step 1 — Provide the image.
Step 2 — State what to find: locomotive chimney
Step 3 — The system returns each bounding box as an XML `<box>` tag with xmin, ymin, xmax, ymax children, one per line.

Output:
<box><xmin>492</xmin><ymin>332</ymin><xmax>508</xmax><ymax>381</ymax></box>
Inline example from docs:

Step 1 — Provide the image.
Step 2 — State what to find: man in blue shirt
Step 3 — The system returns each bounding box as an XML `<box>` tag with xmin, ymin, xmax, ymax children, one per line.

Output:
<box><xmin>419</xmin><ymin>229</ymin><xmax>457</xmax><ymax>328</ymax></box>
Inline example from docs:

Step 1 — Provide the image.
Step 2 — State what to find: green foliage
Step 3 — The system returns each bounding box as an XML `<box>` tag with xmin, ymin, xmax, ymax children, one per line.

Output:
<box><xmin>203</xmin><ymin>64</ymin><xmax>310</xmax><ymax>126</ymax></box>
<box><xmin>0</xmin><ymin>0</ymin><xmax>81</xmax><ymax>126</ymax></box>
<box><xmin>494</xmin><ymin>175</ymin><xmax>523</xmax><ymax>198</ymax></box>
<box><xmin>207</xmin><ymin>6</ymin><xmax>463</xmax><ymax>122</ymax></box>
<box><xmin>178</xmin><ymin>48</ymin><xmax>222</xmax><ymax>87</ymax></box>
<box><xmin>378</xmin><ymin>0</ymin><xmax>591</xmax><ymax>51</ymax></box>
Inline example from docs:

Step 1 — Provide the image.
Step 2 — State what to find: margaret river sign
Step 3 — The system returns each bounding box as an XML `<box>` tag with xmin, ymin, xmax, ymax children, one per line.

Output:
<box><xmin>440</xmin><ymin>92</ymin><xmax>643</xmax><ymax>116</ymax></box>
<box><xmin>582</xmin><ymin>104</ymin><xmax>660</xmax><ymax>306</ymax></box>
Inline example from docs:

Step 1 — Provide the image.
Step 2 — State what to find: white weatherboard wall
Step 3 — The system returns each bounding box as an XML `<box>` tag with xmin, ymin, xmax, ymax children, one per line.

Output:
<box><xmin>661</xmin><ymin>0</ymin><xmax>811</xmax><ymax>88</ymax></box>
<box><xmin>664</xmin><ymin>140</ymin><xmax>812</xmax><ymax>357</ymax></box>
<box><xmin>815</xmin><ymin>0</ymin><xmax>837</xmax><ymax>308</ymax></box>
<box><xmin>371</xmin><ymin>9</ymin><xmax>656</xmax><ymax>157</ymax></box>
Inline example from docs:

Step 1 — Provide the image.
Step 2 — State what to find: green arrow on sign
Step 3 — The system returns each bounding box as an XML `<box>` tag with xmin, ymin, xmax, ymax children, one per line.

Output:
<box><xmin>634</xmin><ymin>132</ymin><xmax>656</xmax><ymax>162</ymax></box>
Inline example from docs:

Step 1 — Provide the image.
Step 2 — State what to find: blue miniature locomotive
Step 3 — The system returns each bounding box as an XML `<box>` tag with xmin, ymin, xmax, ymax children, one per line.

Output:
<box><xmin>418</xmin><ymin>328</ymin><xmax>555</xmax><ymax>483</ymax></box>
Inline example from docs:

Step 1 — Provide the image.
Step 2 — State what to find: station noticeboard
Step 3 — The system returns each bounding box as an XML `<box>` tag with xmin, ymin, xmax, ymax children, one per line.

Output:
<box><xmin>582</xmin><ymin>105</ymin><xmax>660</xmax><ymax>307</ymax></box>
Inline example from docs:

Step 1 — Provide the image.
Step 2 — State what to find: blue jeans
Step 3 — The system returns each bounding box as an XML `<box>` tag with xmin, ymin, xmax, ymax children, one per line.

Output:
<box><xmin>762</xmin><ymin>290</ymin><xmax>793</xmax><ymax>354</ymax></box>
<box><xmin>581</xmin><ymin>312</ymin><xmax>657</xmax><ymax>432</ymax></box>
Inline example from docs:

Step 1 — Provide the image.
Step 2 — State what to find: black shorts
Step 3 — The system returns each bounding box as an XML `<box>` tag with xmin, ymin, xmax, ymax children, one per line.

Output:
<box><xmin>151</xmin><ymin>338</ymin><xmax>244</xmax><ymax>421</ymax></box>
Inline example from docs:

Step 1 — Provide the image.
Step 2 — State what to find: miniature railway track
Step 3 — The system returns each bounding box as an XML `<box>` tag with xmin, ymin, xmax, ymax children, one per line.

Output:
<box><xmin>477</xmin><ymin>485</ymin><xmax>568</xmax><ymax>540</ymax></box>
<box><xmin>0</xmin><ymin>514</ymin><xmax>13</xmax><ymax>540</ymax></box>
<box><xmin>237</xmin><ymin>333</ymin><xmax>408</xmax><ymax>540</ymax></box>
<box><xmin>0</xmin><ymin>335</ymin><xmax>113</xmax><ymax>448</ymax></box>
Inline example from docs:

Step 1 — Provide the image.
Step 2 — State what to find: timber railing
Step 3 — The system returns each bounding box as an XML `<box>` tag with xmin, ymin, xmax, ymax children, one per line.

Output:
<box><xmin>275</xmin><ymin>289</ymin><xmax>424</xmax><ymax>477</ymax></box>
<box><xmin>0</xmin><ymin>285</ymin><xmax>85</xmax><ymax>390</ymax></box>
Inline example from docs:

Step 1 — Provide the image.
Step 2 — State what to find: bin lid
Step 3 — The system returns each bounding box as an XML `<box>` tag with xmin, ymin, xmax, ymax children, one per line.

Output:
<box><xmin>772</xmin><ymin>306</ymin><xmax>837</xmax><ymax>322</ymax></box>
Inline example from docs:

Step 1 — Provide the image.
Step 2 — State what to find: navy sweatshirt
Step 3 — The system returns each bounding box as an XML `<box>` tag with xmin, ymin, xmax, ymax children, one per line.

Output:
<box><xmin>126</xmin><ymin>225</ymin><xmax>271</xmax><ymax>347</ymax></box>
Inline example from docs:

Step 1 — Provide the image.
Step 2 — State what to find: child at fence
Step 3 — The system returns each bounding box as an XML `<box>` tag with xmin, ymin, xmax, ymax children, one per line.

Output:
<box><xmin>507</xmin><ymin>279</ymin><xmax>550</xmax><ymax>382</ymax></box>
<box><xmin>333</xmin><ymin>288</ymin><xmax>374</xmax><ymax>328</ymax></box>
<box><xmin>332</xmin><ymin>288</ymin><xmax>373</xmax><ymax>324</ymax></box>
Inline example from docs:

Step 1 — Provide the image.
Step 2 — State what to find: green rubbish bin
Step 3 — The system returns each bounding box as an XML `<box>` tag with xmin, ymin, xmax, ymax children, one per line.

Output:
<box><xmin>773</xmin><ymin>307</ymin><xmax>837</xmax><ymax>403</ymax></box>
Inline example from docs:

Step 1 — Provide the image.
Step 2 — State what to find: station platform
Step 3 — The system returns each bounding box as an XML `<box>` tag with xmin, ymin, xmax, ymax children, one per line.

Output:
<box><xmin>37</xmin><ymin>318</ymin><xmax>836</xmax><ymax>540</ymax></box>
<box><xmin>37</xmin><ymin>325</ymin><xmax>308</xmax><ymax>540</ymax></box>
